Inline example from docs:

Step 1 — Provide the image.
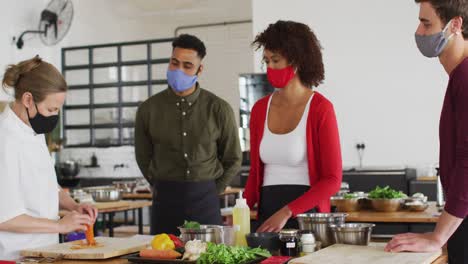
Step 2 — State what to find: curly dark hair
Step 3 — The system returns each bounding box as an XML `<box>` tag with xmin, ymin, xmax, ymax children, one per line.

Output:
<box><xmin>252</xmin><ymin>20</ymin><xmax>324</xmax><ymax>88</ymax></box>
<box><xmin>172</xmin><ymin>34</ymin><xmax>207</xmax><ymax>59</ymax></box>
<box><xmin>415</xmin><ymin>0</ymin><xmax>468</xmax><ymax>39</ymax></box>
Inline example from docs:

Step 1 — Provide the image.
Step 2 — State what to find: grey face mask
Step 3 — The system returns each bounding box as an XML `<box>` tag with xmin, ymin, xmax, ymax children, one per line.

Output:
<box><xmin>415</xmin><ymin>21</ymin><xmax>453</xmax><ymax>58</ymax></box>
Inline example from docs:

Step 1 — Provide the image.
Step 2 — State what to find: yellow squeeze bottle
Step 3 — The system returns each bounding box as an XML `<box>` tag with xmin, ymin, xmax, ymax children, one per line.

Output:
<box><xmin>233</xmin><ymin>191</ymin><xmax>250</xmax><ymax>246</ymax></box>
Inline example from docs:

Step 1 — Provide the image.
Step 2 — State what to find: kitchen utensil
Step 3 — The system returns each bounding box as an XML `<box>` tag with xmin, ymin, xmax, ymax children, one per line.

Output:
<box><xmin>57</xmin><ymin>160</ymin><xmax>80</xmax><ymax>178</ymax></box>
<box><xmin>329</xmin><ymin>223</ymin><xmax>375</xmax><ymax>246</ymax></box>
<box><xmin>370</xmin><ymin>198</ymin><xmax>403</xmax><ymax>212</ymax></box>
<box><xmin>83</xmin><ymin>186</ymin><xmax>122</xmax><ymax>202</ymax></box>
<box><xmin>296</xmin><ymin>213</ymin><xmax>347</xmax><ymax>247</ymax></box>
<box><xmin>246</xmin><ymin>232</ymin><xmax>281</xmax><ymax>253</ymax></box>
<box><xmin>178</xmin><ymin>225</ymin><xmax>221</xmax><ymax>244</ymax></box>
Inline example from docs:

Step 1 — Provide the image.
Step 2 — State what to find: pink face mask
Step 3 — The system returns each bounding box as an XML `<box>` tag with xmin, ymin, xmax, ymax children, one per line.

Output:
<box><xmin>266</xmin><ymin>66</ymin><xmax>296</xmax><ymax>88</ymax></box>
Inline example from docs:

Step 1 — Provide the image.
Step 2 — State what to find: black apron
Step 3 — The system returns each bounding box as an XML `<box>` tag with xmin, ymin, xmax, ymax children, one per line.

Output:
<box><xmin>150</xmin><ymin>180</ymin><xmax>222</xmax><ymax>235</ymax></box>
<box><xmin>447</xmin><ymin>217</ymin><xmax>468</xmax><ymax>264</ymax></box>
<box><xmin>253</xmin><ymin>185</ymin><xmax>317</xmax><ymax>231</ymax></box>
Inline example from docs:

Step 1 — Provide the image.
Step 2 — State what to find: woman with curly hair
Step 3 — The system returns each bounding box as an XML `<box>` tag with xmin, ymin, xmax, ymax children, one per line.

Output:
<box><xmin>243</xmin><ymin>20</ymin><xmax>342</xmax><ymax>232</ymax></box>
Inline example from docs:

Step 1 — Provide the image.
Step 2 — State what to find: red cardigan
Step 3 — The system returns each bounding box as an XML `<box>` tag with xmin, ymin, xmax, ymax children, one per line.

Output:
<box><xmin>243</xmin><ymin>92</ymin><xmax>343</xmax><ymax>217</ymax></box>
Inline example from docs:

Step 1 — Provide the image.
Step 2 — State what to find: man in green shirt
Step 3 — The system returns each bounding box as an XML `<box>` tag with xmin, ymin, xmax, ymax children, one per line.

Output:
<box><xmin>135</xmin><ymin>34</ymin><xmax>242</xmax><ymax>234</ymax></box>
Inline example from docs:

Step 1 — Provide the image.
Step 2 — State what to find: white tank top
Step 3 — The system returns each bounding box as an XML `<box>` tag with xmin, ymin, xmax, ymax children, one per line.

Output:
<box><xmin>260</xmin><ymin>93</ymin><xmax>314</xmax><ymax>186</ymax></box>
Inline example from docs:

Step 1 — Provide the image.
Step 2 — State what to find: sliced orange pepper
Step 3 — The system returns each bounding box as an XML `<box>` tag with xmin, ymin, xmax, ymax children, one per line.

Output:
<box><xmin>85</xmin><ymin>224</ymin><xmax>96</xmax><ymax>246</ymax></box>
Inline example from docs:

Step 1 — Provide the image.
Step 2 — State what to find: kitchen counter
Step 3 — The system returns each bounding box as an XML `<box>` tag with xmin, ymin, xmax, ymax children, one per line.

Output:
<box><xmin>21</xmin><ymin>253</ymin><xmax>448</xmax><ymax>264</ymax></box>
<box><xmin>346</xmin><ymin>202</ymin><xmax>440</xmax><ymax>223</ymax></box>
<box><xmin>122</xmin><ymin>187</ymin><xmax>244</xmax><ymax>200</ymax></box>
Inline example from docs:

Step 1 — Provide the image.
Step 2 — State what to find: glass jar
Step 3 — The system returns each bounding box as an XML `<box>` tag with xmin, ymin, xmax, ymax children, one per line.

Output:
<box><xmin>279</xmin><ymin>229</ymin><xmax>300</xmax><ymax>257</ymax></box>
<box><xmin>300</xmin><ymin>233</ymin><xmax>316</xmax><ymax>255</ymax></box>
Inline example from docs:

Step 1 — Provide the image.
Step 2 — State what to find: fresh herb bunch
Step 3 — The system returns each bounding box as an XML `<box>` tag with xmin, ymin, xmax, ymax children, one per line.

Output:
<box><xmin>368</xmin><ymin>186</ymin><xmax>407</xmax><ymax>199</ymax></box>
<box><xmin>196</xmin><ymin>243</ymin><xmax>271</xmax><ymax>264</ymax></box>
<box><xmin>343</xmin><ymin>193</ymin><xmax>358</xmax><ymax>199</ymax></box>
<box><xmin>183</xmin><ymin>220</ymin><xmax>201</xmax><ymax>230</ymax></box>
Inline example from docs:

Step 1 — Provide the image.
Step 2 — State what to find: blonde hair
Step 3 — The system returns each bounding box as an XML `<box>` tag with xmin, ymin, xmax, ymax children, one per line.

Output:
<box><xmin>2</xmin><ymin>55</ymin><xmax>67</xmax><ymax>102</ymax></box>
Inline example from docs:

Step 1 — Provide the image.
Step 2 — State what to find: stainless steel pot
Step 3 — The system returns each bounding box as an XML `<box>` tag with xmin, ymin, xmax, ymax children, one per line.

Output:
<box><xmin>57</xmin><ymin>160</ymin><xmax>81</xmax><ymax>178</ymax></box>
<box><xmin>178</xmin><ymin>225</ymin><xmax>222</xmax><ymax>244</ymax></box>
<box><xmin>296</xmin><ymin>213</ymin><xmax>347</xmax><ymax>247</ymax></box>
<box><xmin>329</xmin><ymin>223</ymin><xmax>375</xmax><ymax>246</ymax></box>
<box><xmin>83</xmin><ymin>186</ymin><xmax>122</xmax><ymax>202</ymax></box>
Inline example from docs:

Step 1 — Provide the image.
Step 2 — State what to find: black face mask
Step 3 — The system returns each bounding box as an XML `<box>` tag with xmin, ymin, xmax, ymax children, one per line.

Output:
<box><xmin>26</xmin><ymin>104</ymin><xmax>59</xmax><ymax>134</ymax></box>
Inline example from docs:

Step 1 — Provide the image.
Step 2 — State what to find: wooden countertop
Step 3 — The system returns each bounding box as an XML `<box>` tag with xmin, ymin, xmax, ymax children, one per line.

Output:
<box><xmin>25</xmin><ymin>252</ymin><xmax>448</xmax><ymax>264</ymax></box>
<box><xmin>346</xmin><ymin>202</ymin><xmax>440</xmax><ymax>223</ymax></box>
<box><xmin>59</xmin><ymin>201</ymin><xmax>152</xmax><ymax>217</ymax></box>
<box><xmin>122</xmin><ymin>187</ymin><xmax>244</xmax><ymax>200</ymax></box>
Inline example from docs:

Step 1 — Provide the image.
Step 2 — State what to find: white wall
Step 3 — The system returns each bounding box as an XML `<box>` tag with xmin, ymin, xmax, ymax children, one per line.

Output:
<box><xmin>252</xmin><ymin>0</ymin><xmax>446</xmax><ymax>172</ymax></box>
<box><xmin>0</xmin><ymin>0</ymin><xmax>252</xmax><ymax>178</ymax></box>
<box><xmin>0</xmin><ymin>0</ymin><xmax>56</xmax><ymax>101</ymax></box>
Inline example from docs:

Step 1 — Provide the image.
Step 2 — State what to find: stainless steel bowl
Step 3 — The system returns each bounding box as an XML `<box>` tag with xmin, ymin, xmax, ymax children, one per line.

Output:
<box><xmin>84</xmin><ymin>186</ymin><xmax>122</xmax><ymax>202</ymax></box>
<box><xmin>331</xmin><ymin>197</ymin><xmax>361</xmax><ymax>212</ymax></box>
<box><xmin>370</xmin><ymin>198</ymin><xmax>403</xmax><ymax>212</ymax></box>
<box><xmin>405</xmin><ymin>202</ymin><xmax>429</xmax><ymax>212</ymax></box>
<box><xmin>329</xmin><ymin>223</ymin><xmax>375</xmax><ymax>246</ymax></box>
<box><xmin>178</xmin><ymin>225</ymin><xmax>222</xmax><ymax>244</ymax></box>
<box><xmin>296</xmin><ymin>213</ymin><xmax>347</xmax><ymax>247</ymax></box>
<box><xmin>113</xmin><ymin>181</ymin><xmax>137</xmax><ymax>194</ymax></box>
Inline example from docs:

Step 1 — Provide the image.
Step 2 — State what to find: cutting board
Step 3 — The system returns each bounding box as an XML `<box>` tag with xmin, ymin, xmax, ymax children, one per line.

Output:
<box><xmin>290</xmin><ymin>243</ymin><xmax>442</xmax><ymax>264</ymax></box>
<box><xmin>20</xmin><ymin>236</ymin><xmax>152</xmax><ymax>260</ymax></box>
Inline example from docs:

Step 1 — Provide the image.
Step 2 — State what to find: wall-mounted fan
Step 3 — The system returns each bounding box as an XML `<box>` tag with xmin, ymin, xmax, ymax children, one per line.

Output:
<box><xmin>15</xmin><ymin>0</ymin><xmax>73</xmax><ymax>49</ymax></box>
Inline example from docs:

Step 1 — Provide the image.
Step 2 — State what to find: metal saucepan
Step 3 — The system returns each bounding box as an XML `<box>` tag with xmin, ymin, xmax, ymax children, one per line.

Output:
<box><xmin>296</xmin><ymin>213</ymin><xmax>347</xmax><ymax>247</ymax></box>
<box><xmin>329</xmin><ymin>223</ymin><xmax>375</xmax><ymax>246</ymax></box>
<box><xmin>57</xmin><ymin>160</ymin><xmax>81</xmax><ymax>178</ymax></box>
<box><xmin>83</xmin><ymin>186</ymin><xmax>122</xmax><ymax>202</ymax></box>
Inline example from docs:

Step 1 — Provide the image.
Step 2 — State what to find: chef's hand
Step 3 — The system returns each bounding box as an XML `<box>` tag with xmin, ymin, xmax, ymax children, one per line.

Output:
<box><xmin>58</xmin><ymin>211</ymin><xmax>93</xmax><ymax>234</ymax></box>
<box><xmin>76</xmin><ymin>203</ymin><xmax>98</xmax><ymax>222</ymax></box>
<box><xmin>385</xmin><ymin>232</ymin><xmax>442</xmax><ymax>253</ymax></box>
<box><xmin>257</xmin><ymin>206</ymin><xmax>292</xmax><ymax>233</ymax></box>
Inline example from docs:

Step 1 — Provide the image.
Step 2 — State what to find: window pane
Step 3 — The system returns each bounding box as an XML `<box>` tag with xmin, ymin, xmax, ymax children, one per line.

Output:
<box><xmin>65</xmin><ymin>109</ymin><xmax>90</xmax><ymax>125</ymax></box>
<box><xmin>66</xmin><ymin>70</ymin><xmax>89</xmax><ymax>85</ymax></box>
<box><xmin>123</xmin><ymin>128</ymin><xmax>134</xmax><ymax>145</ymax></box>
<box><xmin>94</xmin><ymin>108</ymin><xmax>118</xmax><ymax>124</ymax></box>
<box><xmin>65</xmin><ymin>129</ymin><xmax>90</xmax><ymax>145</ymax></box>
<box><xmin>94</xmin><ymin>87</ymin><xmax>118</xmax><ymax>104</ymax></box>
<box><xmin>151</xmin><ymin>64</ymin><xmax>167</xmax><ymax>80</ymax></box>
<box><xmin>122</xmin><ymin>44</ymin><xmax>147</xmax><ymax>61</ymax></box>
<box><xmin>94</xmin><ymin>67</ymin><xmax>118</xmax><ymax>84</ymax></box>
<box><xmin>122</xmin><ymin>65</ymin><xmax>147</xmax><ymax>82</ymax></box>
<box><xmin>94</xmin><ymin>47</ymin><xmax>117</xmax><ymax>64</ymax></box>
<box><xmin>66</xmin><ymin>89</ymin><xmax>89</xmax><ymax>105</ymax></box>
<box><xmin>95</xmin><ymin>128</ymin><xmax>119</xmax><ymax>145</ymax></box>
<box><xmin>151</xmin><ymin>42</ymin><xmax>172</xmax><ymax>60</ymax></box>
<box><xmin>65</xmin><ymin>49</ymin><xmax>89</xmax><ymax>65</ymax></box>
<box><xmin>122</xmin><ymin>107</ymin><xmax>137</xmax><ymax>123</ymax></box>
<box><xmin>122</xmin><ymin>86</ymin><xmax>147</xmax><ymax>102</ymax></box>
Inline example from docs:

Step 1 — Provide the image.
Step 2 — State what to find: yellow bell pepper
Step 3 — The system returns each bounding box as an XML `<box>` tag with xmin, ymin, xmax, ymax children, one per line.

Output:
<box><xmin>151</xmin><ymin>233</ymin><xmax>175</xmax><ymax>250</ymax></box>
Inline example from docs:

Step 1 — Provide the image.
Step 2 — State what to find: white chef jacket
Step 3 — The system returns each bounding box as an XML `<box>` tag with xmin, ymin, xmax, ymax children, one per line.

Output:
<box><xmin>0</xmin><ymin>104</ymin><xmax>59</xmax><ymax>260</ymax></box>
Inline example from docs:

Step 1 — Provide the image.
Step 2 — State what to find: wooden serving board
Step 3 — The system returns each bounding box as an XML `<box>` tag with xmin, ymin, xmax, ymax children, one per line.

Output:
<box><xmin>20</xmin><ymin>236</ymin><xmax>151</xmax><ymax>260</ymax></box>
<box><xmin>290</xmin><ymin>243</ymin><xmax>442</xmax><ymax>264</ymax></box>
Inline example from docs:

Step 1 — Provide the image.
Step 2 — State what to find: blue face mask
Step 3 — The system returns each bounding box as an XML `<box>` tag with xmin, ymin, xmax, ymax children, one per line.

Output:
<box><xmin>415</xmin><ymin>21</ymin><xmax>454</xmax><ymax>58</ymax></box>
<box><xmin>166</xmin><ymin>69</ymin><xmax>198</xmax><ymax>93</ymax></box>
